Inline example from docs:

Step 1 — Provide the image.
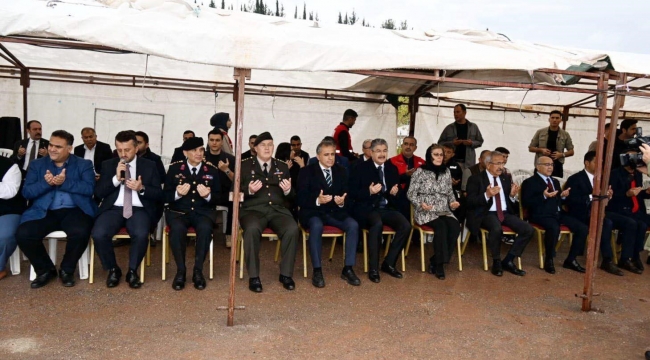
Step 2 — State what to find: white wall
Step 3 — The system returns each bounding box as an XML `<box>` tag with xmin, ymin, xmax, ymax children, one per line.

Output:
<box><xmin>0</xmin><ymin>78</ymin><xmax>397</xmax><ymax>158</ymax></box>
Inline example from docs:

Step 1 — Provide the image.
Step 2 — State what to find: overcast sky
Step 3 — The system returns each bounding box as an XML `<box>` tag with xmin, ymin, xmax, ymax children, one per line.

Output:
<box><xmin>224</xmin><ymin>0</ymin><xmax>649</xmax><ymax>54</ymax></box>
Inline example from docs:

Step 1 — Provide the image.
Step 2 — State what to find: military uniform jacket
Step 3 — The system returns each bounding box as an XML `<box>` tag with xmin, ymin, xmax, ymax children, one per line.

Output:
<box><xmin>164</xmin><ymin>160</ymin><xmax>220</xmax><ymax>222</ymax></box>
<box><xmin>239</xmin><ymin>157</ymin><xmax>294</xmax><ymax>217</ymax></box>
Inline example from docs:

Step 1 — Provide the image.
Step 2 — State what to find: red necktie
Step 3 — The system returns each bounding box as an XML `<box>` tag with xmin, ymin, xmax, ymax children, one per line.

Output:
<box><xmin>631</xmin><ymin>179</ymin><xmax>639</xmax><ymax>213</ymax></box>
<box><xmin>493</xmin><ymin>176</ymin><xmax>504</xmax><ymax>222</ymax></box>
<box><xmin>546</xmin><ymin>178</ymin><xmax>554</xmax><ymax>192</ymax></box>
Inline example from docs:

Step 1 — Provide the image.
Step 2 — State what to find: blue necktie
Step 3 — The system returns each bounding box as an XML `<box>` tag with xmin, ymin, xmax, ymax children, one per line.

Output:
<box><xmin>324</xmin><ymin>169</ymin><xmax>332</xmax><ymax>187</ymax></box>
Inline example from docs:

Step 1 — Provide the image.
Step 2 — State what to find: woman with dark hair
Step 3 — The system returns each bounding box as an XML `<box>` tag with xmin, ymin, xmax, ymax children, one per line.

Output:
<box><xmin>209</xmin><ymin>112</ymin><xmax>233</xmax><ymax>155</ymax></box>
<box><xmin>274</xmin><ymin>142</ymin><xmax>292</xmax><ymax>163</ymax></box>
<box><xmin>407</xmin><ymin>144</ymin><xmax>461</xmax><ymax>280</ymax></box>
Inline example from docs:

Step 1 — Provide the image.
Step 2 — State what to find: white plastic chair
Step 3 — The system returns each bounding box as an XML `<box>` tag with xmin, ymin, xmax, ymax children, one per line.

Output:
<box><xmin>9</xmin><ymin>248</ymin><xmax>21</xmax><ymax>275</ymax></box>
<box><xmin>28</xmin><ymin>231</ymin><xmax>90</xmax><ymax>281</ymax></box>
<box><xmin>0</xmin><ymin>148</ymin><xmax>12</xmax><ymax>158</ymax></box>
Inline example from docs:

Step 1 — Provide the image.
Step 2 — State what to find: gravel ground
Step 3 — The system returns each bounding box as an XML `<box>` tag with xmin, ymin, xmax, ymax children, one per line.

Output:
<box><xmin>1</xmin><ymin>238</ymin><xmax>649</xmax><ymax>360</ymax></box>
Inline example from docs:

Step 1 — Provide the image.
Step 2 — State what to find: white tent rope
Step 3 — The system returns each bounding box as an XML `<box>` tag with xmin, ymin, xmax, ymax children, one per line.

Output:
<box><xmin>141</xmin><ymin>54</ymin><xmax>153</xmax><ymax>102</ymax></box>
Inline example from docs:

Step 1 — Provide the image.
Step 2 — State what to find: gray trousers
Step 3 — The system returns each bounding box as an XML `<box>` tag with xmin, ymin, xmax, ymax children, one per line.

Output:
<box><xmin>240</xmin><ymin>208</ymin><xmax>298</xmax><ymax>278</ymax></box>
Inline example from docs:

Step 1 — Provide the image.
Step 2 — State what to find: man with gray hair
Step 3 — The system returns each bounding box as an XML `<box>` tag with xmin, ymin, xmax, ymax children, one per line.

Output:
<box><xmin>349</xmin><ymin>138</ymin><xmax>411</xmax><ymax>283</ymax></box>
<box><xmin>297</xmin><ymin>139</ymin><xmax>361</xmax><ymax>288</ymax></box>
<box><xmin>466</xmin><ymin>151</ymin><xmax>533</xmax><ymax>276</ymax></box>
<box><xmin>360</xmin><ymin>139</ymin><xmax>373</xmax><ymax>162</ymax></box>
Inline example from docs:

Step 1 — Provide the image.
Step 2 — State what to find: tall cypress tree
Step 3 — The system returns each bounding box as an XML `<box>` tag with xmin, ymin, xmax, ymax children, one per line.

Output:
<box><xmin>294</xmin><ymin>5</ymin><xmax>297</xmax><ymax>18</ymax></box>
<box><xmin>221</xmin><ymin>0</ymin><xmax>224</xmax><ymax>9</ymax></box>
<box><xmin>302</xmin><ymin>3</ymin><xmax>306</xmax><ymax>19</ymax></box>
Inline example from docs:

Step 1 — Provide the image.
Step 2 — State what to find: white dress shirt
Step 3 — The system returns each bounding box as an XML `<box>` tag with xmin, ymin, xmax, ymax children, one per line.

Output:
<box><xmin>22</xmin><ymin>139</ymin><xmax>40</xmax><ymax>170</ymax></box>
<box><xmin>316</xmin><ymin>163</ymin><xmax>342</xmax><ymax>207</ymax></box>
<box><xmin>586</xmin><ymin>170</ymin><xmax>594</xmax><ymax>201</ymax></box>
<box><xmin>84</xmin><ymin>144</ymin><xmax>96</xmax><ymax>164</ymax></box>
<box><xmin>485</xmin><ymin>172</ymin><xmax>510</xmax><ymax>212</ymax></box>
<box><xmin>111</xmin><ymin>157</ymin><xmax>143</xmax><ymax>207</ymax></box>
<box><xmin>374</xmin><ymin>162</ymin><xmax>387</xmax><ymax>188</ymax></box>
<box><xmin>0</xmin><ymin>164</ymin><xmax>21</xmax><ymax>199</ymax></box>
<box><xmin>175</xmin><ymin>161</ymin><xmax>211</xmax><ymax>202</ymax></box>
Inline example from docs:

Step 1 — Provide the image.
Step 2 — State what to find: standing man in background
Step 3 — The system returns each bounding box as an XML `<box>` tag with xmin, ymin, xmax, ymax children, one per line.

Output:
<box><xmin>438</xmin><ymin>104</ymin><xmax>484</xmax><ymax>171</ymax></box>
<box><xmin>333</xmin><ymin>109</ymin><xmax>359</xmax><ymax>162</ymax></box>
<box><xmin>528</xmin><ymin>110</ymin><xmax>574</xmax><ymax>177</ymax></box>
<box><xmin>204</xmin><ymin>129</ymin><xmax>235</xmax><ymax>248</ymax></box>
<box><xmin>241</xmin><ymin>134</ymin><xmax>257</xmax><ymax>161</ymax></box>
<box><xmin>74</xmin><ymin>127</ymin><xmax>113</xmax><ymax>177</ymax></box>
<box><xmin>171</xmin><ymin>131</ymin><xmax>195</xmax><ymax>163</ymax></box>
<box><xmin>390</xmin><ymin>136</ymin><xmax>425</xmax><ymax>222</ymax></box>
<box><xmin>11</xmin><ymin>120</ymin><xmax>49</xmax><ymax>175</ymax></box>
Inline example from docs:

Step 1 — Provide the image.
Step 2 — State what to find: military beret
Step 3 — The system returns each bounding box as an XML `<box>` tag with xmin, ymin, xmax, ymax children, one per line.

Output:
<box><xmin>254</xmin><ymin>132</ymin><xmax>273</xmax><ymax>146</ymax></box>
<box><xmin>181</xmin><ymin>136</ymin><xmax>204</xmax><ymax>151</ymax></box>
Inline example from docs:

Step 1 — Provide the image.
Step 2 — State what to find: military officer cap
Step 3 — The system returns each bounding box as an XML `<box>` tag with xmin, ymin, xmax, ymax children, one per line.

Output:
<box><xmin>182</xmin><ymin>136</ymin><xmax>204</xmax><ymax>150</ymax></box>
<box><xmin>254</xmin><ymin>132</ymin><xmax>273</xmax><ymax>146</ymax></box>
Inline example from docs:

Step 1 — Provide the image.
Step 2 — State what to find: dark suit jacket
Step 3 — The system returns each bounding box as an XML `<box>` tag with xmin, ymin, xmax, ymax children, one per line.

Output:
<box><xmin>95</xmin><ymin>157</ymin><xmax>163</xmax><ymax>223</ymax></box>
<box><xmin>297</xmin><ymin>162</ymin><xmax>349</xmax><ymax>225</ymax></box>
<box><xmin>607</xmin><ymin>166</ymin><xmax>649</xmax><ymax>214</ymax></box>
<box><xmin>165</xmin><ymin>160</ymin><xmax>220</xmax><ymax>222</ymax></box>
<box><xmin>171</xmin><ymin>146</ymin><xmax>185</xmax><ymax>163</ymax></box>
<box><xmin>20</xmin><ymin>155</ymin><xmax>97</xmax><ymax>224</ymax></box>
<box><xmin>521</xmin><ymin>173</ymin><xmax>562</xmax><ymax>220</ymax></box>
<box><xmin>238</xmin><ymin>157</ymin><xmax>294</xmax><ymax>217</ymax></box>
<box><xmin>466</xmin><ymin>170</ymin><xmax>517</xmax><ymax>234</ymax></box>
<box><xmin>73</xmin><ymin>141</ymin><xmax>113</xmax><ymax>173</ymax></box>
<box><xmin>349</xmin><ymin>159</ymin><xmax>400</xmax><ymax>215</ymax></box>
<box><xmin>564</xmin><ymin>170</ymin><xmax>594</xmax><ymax>224</ymax></box>
<box><xmin>139</xmin><ymin>148</ymin><xmax>166</xmax><ymax>182</ymax></box>
<box><xmin>11</xmin><ymin>138</ymin><xmax>49</xmax><ymax>171</ymax></box>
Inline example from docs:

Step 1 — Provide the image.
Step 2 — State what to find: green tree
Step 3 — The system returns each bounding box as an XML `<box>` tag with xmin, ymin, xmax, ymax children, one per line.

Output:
<box><xmin>344</xmin><ymin>13</ymin><xmax>348</xmax><ymax>24</ymax></box>
<box><xmin>280</xmin><ymin>4</ymin><xmax>284</xmax><ymax>16</ymax></box>
<box><xmin>209</xmin><ymin>0</ymin><xmax>215</xmax><ymax>8</ymax></box>
<box><xmin>381</xmin><ymin>19</ymin><xmax>395</xmax><ymax>29</ymax></box>
<box><xmin>309</xmin><ymin>11</ymin><xmax>313</xmax><ymax>20</ymax></box>
<box><xmin>221</xmin><ymin>0</ymin><xmax>224</xmax><ymax>9</ymax></box>
<box><xmin>314</xmin><ymin>12</ymin><xmax>319</xmax><ymax>21</ymax></box>
<box><xmin>338</xmin><ymin>12</ymin><xmax>342</xmax><ymax>24</ymax></box>
<box><xmin>275</xmin><ymin>0</ymin><xmax>279</xmax><ymax>16</ymax></box>
<box><xmin>302</xmin><ymin>3</ymin><xmax>306</xmax><ymax>19</ymax></box>
<box><xmin>400</xmin><ymin>20</ymin><xmax>408</xmax><ymax>30</ymax></box>
<box><xmin>349</xmin><ymin>10</ymin><xmax>356</xmax><ymax>25</ymax></box>
<box><xmin>294</xmin><ymin>5</ymin><xmax>297</xmax><ymax>18</ymax></box>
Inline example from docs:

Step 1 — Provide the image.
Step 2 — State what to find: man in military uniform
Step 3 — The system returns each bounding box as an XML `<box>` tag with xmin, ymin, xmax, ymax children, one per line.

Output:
<box><xmin>165</xmin><ymin>137</ymin><xmax>220</xmax><ymax>291</ymax></box>
<box><xmin>239</xmin><ymin>132</ymin><xmax>299</xmax><ymax>293</ymax></box>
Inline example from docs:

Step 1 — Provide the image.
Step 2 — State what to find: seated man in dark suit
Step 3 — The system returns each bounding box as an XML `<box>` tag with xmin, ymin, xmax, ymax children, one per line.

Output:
<box><xmin>239</xmin><ymin>132</ymin><xmax>299</xmax><ymax>293</ymax></box>
<box><xmin>91</xmin><ymin>131</ymin><xmax>163</xmax><ymax>289</ymax></box>
<box><xmin>11</xmin><ymin>120</ymin><xmax>49</xmax><ymax>175</ymax></box>
<box><xmin>349</xmin><ymin>138</ymin><xmax>411</xmax><ymax>283</ymax></box>
<box><xmin>134</xmin><ymin>131</ymin><xmax>166</xmax><ymax>247</ymax></box>
<box><xmin>297</xmin><ymin>138</ymin><xmax>360</xmax><ymax>288</ymax></box>
<box><xmin>73</xmin><ymin>127</ymin><xmax>113</xmax><ymax>178</ymax></box>
<box><xmin>521</xmin><ymin>156</ymin><xmax>588</xmax><ymax>274</ymax></box>
<box><xmin>170</xmin><ymin>130</ymin><xmax>195</xmax><ymax>163</ymax></box>
<box><xmin>308</xmin><ymin>136</ymin><xmax>350</xmax><ymax>170</ymax></box>
<box><xmin>606</xmin><ymin>149</ymin><xmax>650</xmax><ymax>274</ymax></box>
<box><xmin>166</xmin><ymin>137</ymin><xmax>220</xmax><ymax>290</ymax></box>
<box><xmin>204</xmin><ymin>129</ymin><xmax>235</xmax><ymax>248</ymax></box>
<box><xmin>565</xmin><ymin>151</ymin><xmax>629</xmax><ymax>276</ymax></box>
<box><xmin>16</xmin><ymin>130</ymin><xmax>96</xmax><ymax>288</ymax></box>
<box><xmin>466</xmin><ymin>151</ymin><xmax>533</xmax><ymax>276</ymax></box>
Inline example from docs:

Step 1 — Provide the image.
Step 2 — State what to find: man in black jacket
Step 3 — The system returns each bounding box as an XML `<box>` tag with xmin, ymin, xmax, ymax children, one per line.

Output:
<box><xmin>204</xmin><ymin>129</ymin><xmax>235</xmax><ymax>247</ymax></box>
<box><xmin>135</xmin><ymin>131</ymin><xmax>167</xmax><ymax>247</ymax></box>
<box><xmin>349</xmin><ymin>138</ymin><xmax>411</xmax><ymax>283</ymax></box>
<box><xmin>466</xmin><ymin>150</ymin><xmax>533</xmax><ymax>276</ymax></box>
<box><xmin>11</xmin><ymin>120</ymin><xmax>49</xmax><ymax>175</ymax></box>
<box><xmin>165</xmin><ymin>137</ymin><xmax>220</xmax><ymax>290</ymax></box>
<box><xmin>73</xmin><ymin>127</ymin><xmax>113</xmax><ymax>177</ymax></box>
<box><xmin>521</xmin><ymin>156</ymin><xmax>588</xmax><ymax>274</ymax></box>
<box><xmin>91</xmin><ymin>131</ymin><xmax>163</xmax><ymax>289</ymax></box>
<box><xmin>170</xmin><ymin>130</ymin><xmax>195</xmax><ymax>163</ymax></box>
<box><xmin>298</xmin><ymin>138</ymin><xmax>360</xmax><ymax>288</ymax></box>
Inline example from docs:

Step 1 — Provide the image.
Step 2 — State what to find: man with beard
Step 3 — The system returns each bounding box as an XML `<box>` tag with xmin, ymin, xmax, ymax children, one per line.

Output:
<box><xmin>333</xmin><ymin>109</ymin><xmax>359</xmax><ymax>162</ymax></box>
<box><xmin>204</xmin><ymin>129</ymin><xmax>235</xmax><ymax>247</ymax></box>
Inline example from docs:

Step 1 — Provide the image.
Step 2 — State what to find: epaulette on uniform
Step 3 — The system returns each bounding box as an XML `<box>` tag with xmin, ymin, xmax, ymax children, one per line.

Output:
<box><xmin>205</xmin><ymin>161</ymin><xmax>219</xmax><ymax>171</ymax></box>
<box><xmin>169</xmin><ymin>160</ymin><xmax>184</xmax><ymax>167</ymax></box>
<box><xmin>242</xmin><ymin>157</ymin><xmax>252</xmax><ymax>162</ymax></box>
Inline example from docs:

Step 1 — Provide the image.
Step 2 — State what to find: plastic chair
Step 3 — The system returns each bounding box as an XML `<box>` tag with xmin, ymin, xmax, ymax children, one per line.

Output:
<box><xmin>407</xmin><ymin>205</ymin><xmax>463</xmax><ymax>272</ymax></box>
<box><xmin>29</xmin><ymin>231</ymin><xmax>90</xmax><ymax>281</ymax></box>
<box><xmin>361</xmin><ymin>225</ymin><xmax>405</xmax><ymax>273</ymax></box>
<box><xmin>298</xmin><ymin>224</ymin><xmax>346</xmax><ymax>278</ymax></box>
<box><xmin>0</xmin><ymin>148</ymin><xmax>12</xmax><ymax>158</ymax></box>
<box><xmin>9</xmin><ymin>248</ymin><xmax>21</xmax><ymax>275</ymax></box>
<box><xmin>237</xmin><ymin>227</ymin><xmax>280</xmax><ymax>279</ymax></box>
<box><xmin>162</xmin><ymin>226</ymin><xmax>214</xmax><ymax>281</ymax></box>
<box><xmin>89</xmin><ymin>228</ymin><xmax>151</xmax><ymax>284</ymax></box>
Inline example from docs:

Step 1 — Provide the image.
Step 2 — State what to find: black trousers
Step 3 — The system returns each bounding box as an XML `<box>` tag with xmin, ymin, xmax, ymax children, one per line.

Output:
<box><xmin>424</xmin><ymin>216</ymin><xmax>461</xmax><ymax>265</ymax></box>
<box><xmin>166</xmin><ymin>211</ymin><xmax>214</xmax><ymax>272</ymax></box>
<box><xmin>357</xmin><ymin>208</ymin><xmax>411</xmax><ymax>271</ymax></box>
<box><xmin>91</xmin><ymin>206</ymin><xmax>150</xmax><ymax>271</ymax></box>
<box><xmin>16</xmin><ymin>208</ymin><xmax>93</xmax><ymax>275</ymax></box>
<box><xmin>480</xmin><ymin>212</ymin><xmax>534</xmax><ymax>260</ymax></box>
<box><xmin>608</xmin><ymin>211</ymin><xmax>650</xmax><ymax>260</ymax></box>
<box><xmin>529</xmin><ymin>213</ymin><xmax>588</xmax><ymax>261</ymax></box>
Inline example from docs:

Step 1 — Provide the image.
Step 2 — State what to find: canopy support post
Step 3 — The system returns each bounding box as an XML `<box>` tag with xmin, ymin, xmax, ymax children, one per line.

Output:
<box><xmin>227</xmin><ymin>68</ymin><xmax>251</xmax><ymax>326</ymax></box>
<box><xmin>408</xmin><ymin>96</ymin><xmax>418</xmax><ymax>137</ymax></box>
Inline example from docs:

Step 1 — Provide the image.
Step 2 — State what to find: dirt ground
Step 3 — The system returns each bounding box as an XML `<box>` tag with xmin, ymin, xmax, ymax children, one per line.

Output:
<box><xmin>1</xmin><ymin>237</ymin><xmax>649</xmax><ymax>360</ymax></box>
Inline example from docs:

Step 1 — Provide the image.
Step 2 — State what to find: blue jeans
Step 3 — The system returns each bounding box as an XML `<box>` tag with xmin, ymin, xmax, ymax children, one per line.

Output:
<box><xmin>0</xmin><ymin>214</ymin><xmax>21</xmax><ymax>270</ymax></box>
<box><xmin>307</xmin><ymin>215</ymin><xmax>359</xmax><ymax>268</ymax></box>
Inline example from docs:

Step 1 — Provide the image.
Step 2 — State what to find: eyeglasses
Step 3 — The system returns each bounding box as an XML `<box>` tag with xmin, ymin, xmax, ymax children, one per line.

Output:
<box><xmin>539</xmin><ymin>163</ymin><xmax>554</xmax><ymax>167</ymax></box>
<box><xmin>489</xmin><ymin>162</ymin><xmax>506</xmax><ymax>166</ymax></box>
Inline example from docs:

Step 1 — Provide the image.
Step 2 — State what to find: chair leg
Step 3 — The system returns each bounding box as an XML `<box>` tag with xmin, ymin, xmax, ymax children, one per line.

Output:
<box><xmin>537</xmin><ymin>230</ymin><xmax>544</xmax><ymax>269</ymax></box>
<box><xmin>140</xmin><ymin>256</ymin><xmax>145</xmax><ymax>283</ymax></box>
<box><xmin>274</xmin><ymin>239</ymin><xmax>282</xmax><ymax>262</ymax></box>
<box><xmin>383</xmin><ymin>234</ymin><xmax>391</xmax><ymax>258</ymax></box>
<box><xmin>78</xmin><ymin>245</ymin><xmax>89</xmax><ymax>280</ymax></box>
<box><xmin>146</xmin><ymin>237</ymin><xmax>151</xmax><ymax>267</ymax></box>
<box><xmin>303</xmin><ymin>232</ymin><xmax>308</xmax><ymax>278</ymax></box>
<box><xmin>456</xmin><ymin>233</ymin><xmax>463</xmax><ymax>271</ymax></box>
<box><xmin>405</xmin><ymin>228</ymin><xmax>414</xmax><ymax>257</ymax></box>
<box><xmin>9</xmin><ymin>248</ymin><xmax>21</xmax><ymax>275</ymax></box>
<box><xmin>239</xmin><ymin>231</ymin><xmax>244</xmax><ymax>280</ymax></box>
<box><xmin>162</xmin><ymin>230</ymin><xmax>167</xmax><ymax>281</ymax></box>
<box><xmin>611</xmin><ymin>231</ymin><xmax>618</xmax><ymax>265</ymax></box>
<box><xmin>209</xmin><ymin>237</ymin><xmax>214</xmax><ymax>280</ymax></box>
<box><xmin>342</xmin><ymin>234</ymin><xmax>346</xmax><ymax>260</ymax></box>
<box><xmin>329</xmin><ymin>237</ymin><xmax>337</xmax><ymax>261</ymax></box>
<box><xmin>401</xmin><ymin>248</ymin><xmax>405</xmax><ymax>272</ymax></box>
<box><xmin>89</xmin><ymin>239</ymin><xmax>95</xmax><ymax>284</ymax></box>
<box><xmin>461</xmin><ymin>231</ymin><xmax>470</xmax><ymax>255</ymax></box>
<box><xmin>48</xmin><ymin>238</ymin><xmax>57</xmax><ymax>264</ymax></box>
<box><xmin>419</xmin><ymin>230</ymin><xmax>426</xmax><ymax>272</ymax></box>
<box><xmin>363</xmin><ymin>231</ymin><xmax>368</xmax><ymax>273</ymax></box>
<box><xmin>481</xmin><ymin>230</ymin><xmax>488</xmax><ymax>271</ymax></box>
<box><xmin>517</xmin><ymin>257</ymin><xmax>522</xmax><ymax>270</ymax></box>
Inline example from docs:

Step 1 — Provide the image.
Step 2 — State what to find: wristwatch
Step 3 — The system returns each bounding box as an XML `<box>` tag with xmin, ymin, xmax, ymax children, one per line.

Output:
<box><xmin>225</xmin><ymin>170</ymin><xmax>231</xmax><ymax>175</ymax></box>
<box><xmin>138</xmin><ymin>186</ymin><xmax>146</xmax><ymax>195</ymax></box>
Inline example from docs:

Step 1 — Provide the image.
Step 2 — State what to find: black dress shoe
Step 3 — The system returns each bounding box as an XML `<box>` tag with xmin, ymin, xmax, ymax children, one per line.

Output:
<box><xmin>632</xmin><ymin>258</ymin><xmax>645</xmax><ymax>272</ymax></box>
<box><xmin>125</xmin><ymin>270</ymin><xmax>142</xmax><ymax>289</ymax></box>
<box><xmin>491</xmin><ymin>261</ymin><xmax>503</xmax><ymax>277</ymax></box>
<box><xmin>279</xmin><ymin>275</ymin><xmax>295</xmax><ymax>290</ymax></box>
<box><xmin>429</xmin><ymin>263</ymin><xmax>445</xmax><ymax>280</ymax></box>
<box><xmin>647</xmin><ymin>256</ymin><xmax>650</xmax><ymax>265</ymax></box>
<box><xmin>106</xmin><ymin>267</ymin><xmax>122</xmax><ymax>288</ymax></box>
<box><xmin>502</xmin><ymin>260</ymin><xmax>526</xmax><ymax>276</ymax></box>
<box><xmin>544</xmin><ymin>259</ymin><xmax>556</xmax><ymax>274</ymax></box>
<box><xmin>172</xmin><ymin>271</ymin><xmax>186</xmax><ymax>291</ymax></box>
<box><xmin>563</xmin><ymin>259</ymin><xmax>586</xmax><ymax>273</ymax></box>
<box><xmin>341</xmin><ymin>267</ymin><xmax>360</xmax><ymax>286</ymax></box>
<box><xmin>149</xmin><ymin>235</ymin><xmax>157</xmax><ymax>248</ymax></box>
<box><xmin>600</xmin><ymin>261</ymin><xmax>624</xmax><ymax>276</ymax></box>
<box><xmin>312</xmin><ymin>269</ymin><xmax>325</xmax><ymax>288</ymax></box>
<box><xmin>192</xmin><ymin>269</ymin><xmax>206</xmax><ymax>290</ymax></box>
<box><xmin>59</xmin><ymin>269</ymin><xmax>75</xmax><ymax>287</ymax></box>
<box><xmin>249</xmin><ymin>277</ymin><xmax>263</xmax><ymax>293</ymax></box>
<box><xmin>619</xmin><ymin>259</ymin><xmax>642</xmax><ymax>274</ymax></box>
<box><xmin>645</xmin><ymin>350</ymin><xmax>650</xmax><ymax>360</ymax></box>
<box><xmin>368</xmin><ymin>270</ymin><xmax>380</xmax><ymax>283</ymax></box>
<box><xmin>380</xmin><ymin>262</ymin><xmax>403</xmax><ymax>279</ymax></box>
<box><xmin>31</xmin><ymin>268</ymin><xmax>58</xmax><ymax>289</ymax></box>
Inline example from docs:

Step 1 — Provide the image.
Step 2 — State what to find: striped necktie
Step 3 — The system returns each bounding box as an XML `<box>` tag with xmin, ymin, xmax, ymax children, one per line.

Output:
<box><xmin>324</xmin><ymin>169</ymin><xmax>332</xmax><ymax>187</ymax></box>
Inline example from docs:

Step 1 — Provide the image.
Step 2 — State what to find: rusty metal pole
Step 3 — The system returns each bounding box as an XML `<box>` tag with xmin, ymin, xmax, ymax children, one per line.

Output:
<box><xmin>21</xmin><ymin>69</ymin><xmax>29</xmax><ymax>137</ymax></box>
<box><xmin>408</xmin><ymin>96</ymin><xmax>418</xmax><ymax>137</ymax></box>
<box><xmin>227</xmin><ymin>68</ymin><xmax>251</xmax><ymax>326</ymax></box>
<box><xmin>581</xmin><ymin>72</ymin><xmax>627</xmax><ymax>311</ymax></box>
<box><xmin>561</xmin><ymin>105</ymin><xmax>570</xmax><ymax>131</ymax></box>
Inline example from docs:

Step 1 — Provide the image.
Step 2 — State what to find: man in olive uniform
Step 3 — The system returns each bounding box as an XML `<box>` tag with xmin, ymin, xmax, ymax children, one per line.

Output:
<box><xmin>165</xmin><ymin>137</ymin><xmax>220</xmax><ymax>291</ymax></box>
<box><xmin>239</xmin><ymin>132</ymin><xmax>299</xmax><ymax>293</ymax></box>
